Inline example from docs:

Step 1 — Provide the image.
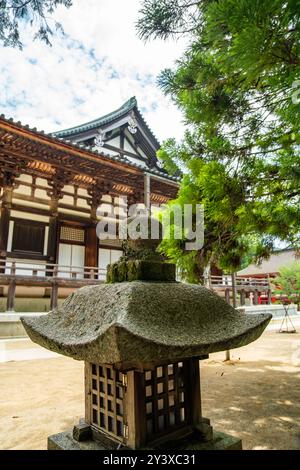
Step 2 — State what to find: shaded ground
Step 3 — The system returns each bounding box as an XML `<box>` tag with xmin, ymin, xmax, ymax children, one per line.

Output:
<box><xmin>0</xmin><ymin>331</ymin><xmax>299</xmax><ymax>450</ymax></box>
<box><xmin>201</xmin><ymin>332</ymin><xmax>300</xmax><ymax>450</ymax></box>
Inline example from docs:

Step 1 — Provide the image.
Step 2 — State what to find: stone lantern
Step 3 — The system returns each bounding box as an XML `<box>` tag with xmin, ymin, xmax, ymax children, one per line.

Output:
<box><xmin>21</xmin><ymin>235</ymin><xmax>271</xmax><ymax>450</ymax></box>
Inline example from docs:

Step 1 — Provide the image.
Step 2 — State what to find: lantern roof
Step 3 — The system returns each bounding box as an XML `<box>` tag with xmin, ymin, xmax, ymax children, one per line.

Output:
<box><xmin>21</xmin><ymin>281</ymin><xmax>271</xmax><ymax>369</ymax></box>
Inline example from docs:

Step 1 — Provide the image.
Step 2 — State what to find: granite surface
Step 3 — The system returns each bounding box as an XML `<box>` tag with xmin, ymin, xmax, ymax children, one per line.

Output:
<box><xmin>48</xmin><ymin>429</ymin><xmax>242</xmax><ymax>450</ymax></box>
<box><xmin>21</xmin><ymin>282</ymin><xmax>271</xmax><ymax>368</ymax></box>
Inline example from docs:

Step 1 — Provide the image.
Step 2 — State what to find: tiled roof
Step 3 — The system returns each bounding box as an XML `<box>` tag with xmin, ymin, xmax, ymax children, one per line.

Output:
<box><xmin>52</xmin><ymin>97</ymin><xmax>137</xmax><ymax>138</ymax></box>
<box><xmin>51</xmin><ymin>97</ymin><xmax>161</xmax><ymax>149</ymax></box>
<box><xmin>237</xmin><ymin>249</ymin><xmax>299</xmax><ymax>276</ymax></box>
<box><xmin>0</xmin><ymin>114</ymin><xmax>180</xmax><ymax>183</ymax></box>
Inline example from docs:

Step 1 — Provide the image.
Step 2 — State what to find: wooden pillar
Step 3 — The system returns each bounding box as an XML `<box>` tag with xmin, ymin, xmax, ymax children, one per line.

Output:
<box><xmin>267</xmin><ymin>289</ymin><xmax>272</xmax><ymax>305</ymax></box>
<box><xmin>6</xmin><ymin>261</ymin><xmax>16</xmax><ymax>312</ymax></box>
<box><xmin>84</xmin><ymin>361</ymin><xmax>92</xmax><ymax>424</ymax></box>
<box><xmin>253</xmin><ymin>289</ymin><xmax>259</xmax><ymax>305</ymax></box>
<box><xmin>0</xmin><ymin>183</ymin><xmax>13</xmax><ymax>256</ymax></box>
<box><xmin>0</xmin><ymin>204</ymin><xmax>10</xmax><ymax>255</ymax></box>
<box><xmin>50</xmin><ymin>283</ymin><xmax>58</xmax><ymax>310</ymax></box>
<box><xmin>267</xmin><ymin>275</ymin><xmax>272</xmax><ymax>304</ymax></box>
<box><xmin>225</xmin><ymin>288</ymin><xmax>230</xmax><ymax>305</ymax></box>
<box><xmin>89</xmin><ymin>198</ymin><xmax>98</xmax><ymax>225</ymax></box>
<box><xmin>184</xmin><ymin>358</ymin><xmax>202</xmax><ymax>425</ymax></box>
<box><xmin>6</xmin><ymin>281</ymin><xmax>16</xmax><ymax>311</ymax></box>
<box><xmin>85</xmin><ymin>225</ymin><xmax>98</xmax><ymax>276</ymax></box>
<box><xmin>47</xmin><ymin>175</ymin><xmax>67</xmax><ymax>269</ymax></box>
<box><xmin>125</xmin><ymin>370</ymin><xmax>146</xmax><ymax>449</ymax></box>
<box><xmin>1</xmin><ymin>181</ymin><xmax>14</xmax><ymax>306</ymax></box>
<box><xmin>86</xmin><ymin>190</ymin><xmax>103</xmax><ymax>276</ymax></box>
<box><xmin>144</xmin><ymin>173</ymin><xmax>151</xmax><ymax>211</ymax></box>
<box><xmin>47</xmin><ymin>196</ymin><xmax>59</xmax><ymax>265</ymax></box>
<box><xmin>50</xmin><ymin>264</ymin><xmax>58</xmax><ymax>310</ymax></box>
<box><xmin>226</xmin><ymin>273</ymin><xmax>237</xmax><ymax>362</ymax></box>
<box><xmin>7</xmin><ymin>281</ymin><xmax>16</xmax><ymax>312</ymax></box>
<box><xmin>240</xmin><ymin>289</ymin><xmax>246</xmax><ymax>306</ymax></box>
<box><xmin>231</xmin><ymin>272</ymin><xmax>237</xmax><ymax>308</ymax></box>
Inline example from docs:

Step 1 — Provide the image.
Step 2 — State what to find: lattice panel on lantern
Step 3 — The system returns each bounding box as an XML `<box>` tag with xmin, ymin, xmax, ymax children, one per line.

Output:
<box><xmin>144</xmin><ymin>362</ymin><xmax>186</xmax><ymax>437</ymax></box>
<box><xmin>60</xmin><ymin>226</ymin><xmax>85</xmax><ymax>243</ymax></box>
<box><xmin>90</xmin><ymin>363</ymin><xmax>124</xmax><ymax>441</ymax></box>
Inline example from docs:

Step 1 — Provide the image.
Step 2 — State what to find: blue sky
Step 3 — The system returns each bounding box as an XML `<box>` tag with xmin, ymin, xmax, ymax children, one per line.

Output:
<box><xmin>0</xmin><ymin>0</ymin><xmax>187</xmax><ymax>142</ymax></box>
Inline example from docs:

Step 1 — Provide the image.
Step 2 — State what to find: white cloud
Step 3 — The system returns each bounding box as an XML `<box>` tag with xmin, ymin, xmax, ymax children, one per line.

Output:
<box><xmin>0</xmin><ymin>0</ymin><xmax>187</xmax><ymax>142</ymax></box>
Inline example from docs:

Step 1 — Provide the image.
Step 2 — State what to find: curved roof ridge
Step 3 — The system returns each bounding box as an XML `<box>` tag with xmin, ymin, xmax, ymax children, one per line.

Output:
<box><xmin>134</xmin><ymin>106</ymin><xmax>160</xmax><ymax>149</ymax></box>
<box><xmin>52</xmin><ymin>97</ymin><xmax>138</xmax><ymax>138</ymax></box>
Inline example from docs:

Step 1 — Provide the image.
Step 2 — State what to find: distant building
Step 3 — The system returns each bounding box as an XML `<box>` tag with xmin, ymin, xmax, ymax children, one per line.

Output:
<box><xmin>237</xmin><ymin>249</ymin><xmax>299</xmax><ymax>279</ymax></box>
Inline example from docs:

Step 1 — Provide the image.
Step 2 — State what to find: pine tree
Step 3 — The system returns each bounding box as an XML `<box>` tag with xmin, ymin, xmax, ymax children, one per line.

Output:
<box><xmin>272</xmin><ymin>262</ymin><xmax>300</xmax><ymax>305</ymax></box>
<box><xmin>0</xmin><ymin>0</ymin><xmax>72</xmax><ymax>48</ymax></box>
<box><xmin>138</xmin><ymin>0</ymin><xmax>300</xmax><ymax>280</ymax></box>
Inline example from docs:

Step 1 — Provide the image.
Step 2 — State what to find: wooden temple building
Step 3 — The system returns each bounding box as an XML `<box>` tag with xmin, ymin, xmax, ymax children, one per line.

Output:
<box><xmin>0</xmin><ymin>97</ymin><xmax>179</xmax><ymax>312</ymax></box>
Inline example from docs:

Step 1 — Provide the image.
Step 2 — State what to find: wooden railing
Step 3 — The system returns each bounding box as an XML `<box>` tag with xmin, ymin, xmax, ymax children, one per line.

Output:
<box><xmin>205</xmin><ymin>274</ymin><xmax>272</xmax><ymax>308</ymax></box>
<box><xmin>208</xmin><ymin>275</ymin><xmax>270</xmax><ymax>289</ymax></box>
<box><xmin>0</xmin><ymin>259</ymin><xmax>106</xmax><ymax>280</ymax></box>
<box><xmin>0</xmin><ymin>259</ymin><xmax>272</xmax><ymax>312</ymax></box>
<box><xmin>0</xmin><ymin>258</ymin><xmax>106</xmax><ymax>311</ymax></box>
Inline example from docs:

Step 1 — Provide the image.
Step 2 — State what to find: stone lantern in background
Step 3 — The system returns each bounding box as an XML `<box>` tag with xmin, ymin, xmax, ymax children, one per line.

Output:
<box><xmin>21</xmin><ymin>231</ymin><xmax>271</xmax><ymax>450</ymax></box>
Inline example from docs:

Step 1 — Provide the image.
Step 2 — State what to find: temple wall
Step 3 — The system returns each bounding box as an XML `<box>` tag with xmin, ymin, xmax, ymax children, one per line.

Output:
<box><xmin>12</xmin><ymin>175</ymin><xmax>93</xmax><ymax>215</ymax></box>
<box><xmin>10</xmin><ymin>210</ymin><xmax>49</xmax><ymax>222</ymax></box>
<box><xmin>57</xmin><ymin>243</ymin><xmax>85</xmax><ymax>278</ymax></box>
<box><xmin>58</xmin><ymin>207</ymin><xmax>90</xmax><ymax>218</ymax></box>
<box><xmin>98</xmin><ymin>248</ymin><xmax>122</xmax><ymax>280</ymax></box>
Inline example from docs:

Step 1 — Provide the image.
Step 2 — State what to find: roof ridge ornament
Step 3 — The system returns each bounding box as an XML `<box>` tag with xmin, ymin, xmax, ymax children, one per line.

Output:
<box><xmin>94</xmin><ymin>128</ymin><xmax>106</xmax><ymax>148</ymax></box>
<box><xmin>128</xmin><ymin>111</ymin><xmax>137</xmax><ymax>134</ymax></box>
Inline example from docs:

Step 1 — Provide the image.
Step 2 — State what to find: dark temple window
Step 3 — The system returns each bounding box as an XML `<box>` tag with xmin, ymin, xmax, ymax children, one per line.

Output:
<box><xmin>12</xmin><ymin>220</ymin><xmax>45</xmax><ymax>255</ymax></box>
